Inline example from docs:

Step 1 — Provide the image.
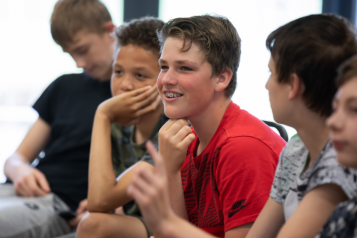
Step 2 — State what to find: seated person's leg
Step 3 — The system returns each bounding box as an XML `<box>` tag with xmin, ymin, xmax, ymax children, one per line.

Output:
<box><xmin>76</xmin><ymin>212</ymin><xmax>150</xmax><ymax>238</ymax></box>
<box><xmin>0</xmin><ymin>184</ymin><xmax>70</xmax><ymax>238</ymax></box>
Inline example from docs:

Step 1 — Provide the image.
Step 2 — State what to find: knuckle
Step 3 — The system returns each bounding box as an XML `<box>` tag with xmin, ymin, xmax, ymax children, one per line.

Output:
<box><xmin>15</xmin><ymin>183</ymin><xmax>21</xmax><ymax>191</ymax></box>
<box><xmin>157</xmin><ymin>182</ymin><xmax>164</xmax><ymax>191</ymax></box>
<box><xmin>179</xmin><ymin>119</ymin><xmax>188</xmax><ymax>126</ymax></box>
<box><xmin>142</xmin><ymin>198</ymin><xmax>150</xmax><ymax>207</ymax></box>
<box><xmin>132</xmin><ymin>105</ymin><xmax>139</xmax><ymax>111</ymax></box>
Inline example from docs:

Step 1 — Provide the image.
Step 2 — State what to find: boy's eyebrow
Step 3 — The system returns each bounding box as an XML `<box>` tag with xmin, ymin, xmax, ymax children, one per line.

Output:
<box><xmin>72</xmin><ymin>44</ymin><xmax>89</xmax><ymax>51</ymax></box>
<box><xmin>346</xmin><ymin>97</ymin><xmax>357</xmax><ymax>104</ymax></box>
<box><xmin>113</xmin><ymin>63</ymin><xmax>149</xmax><ymax>71</ymax></box>
<box><xmin>158</xmin><ymin>59</ymin><xmax>199</xmax><ymax>66</ymax></box>
<box><xmin>175</xmin><ymin>60</ymin><xmax>199</xmax><ymax>66</ymax></box>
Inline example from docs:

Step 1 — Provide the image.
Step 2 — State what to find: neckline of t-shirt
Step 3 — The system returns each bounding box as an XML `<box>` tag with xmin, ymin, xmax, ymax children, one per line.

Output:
<box><xmin>191</xmin><ymin>101</ymin><xmax>237</xmax><ymax>159</ymax></box>
<box><xmin>299</xmin><ymin>140</ymin><xmax>332</xmax><ymax>178</ymax></box>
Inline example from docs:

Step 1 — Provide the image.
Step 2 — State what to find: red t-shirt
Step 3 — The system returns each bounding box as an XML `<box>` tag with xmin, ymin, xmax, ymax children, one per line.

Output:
<box><xmin>181</xmin><ymin>102</ymin><xmax>286</xmax><ymax>238</ymax></box>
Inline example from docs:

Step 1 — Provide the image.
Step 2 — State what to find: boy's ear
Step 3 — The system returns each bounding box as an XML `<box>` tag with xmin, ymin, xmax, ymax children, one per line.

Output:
<box><xmin>215</xmin><ymin>69</ymin><xmax>233</xmax><ymax>93</ymax></box>
<box><xmin>104</xmin><ymin>21</ymin><xmax>116</xmax><ymax>33</ymax></box>
<box><xmin>288</xmin><ymin>73</ymin><xmax>305</xmax><ymax>100</ymax></box>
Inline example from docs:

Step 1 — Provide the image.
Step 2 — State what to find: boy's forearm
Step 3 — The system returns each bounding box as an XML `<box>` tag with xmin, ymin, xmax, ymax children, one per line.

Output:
<box><xmin>167</xmin><ymin>172</ymin><xmax>189</xmax><ymax>220</ymax></box>
<box><xmin>87</xmin><ymin>111</ymin><xmax>118</xmax><ymax>211</ymax></box>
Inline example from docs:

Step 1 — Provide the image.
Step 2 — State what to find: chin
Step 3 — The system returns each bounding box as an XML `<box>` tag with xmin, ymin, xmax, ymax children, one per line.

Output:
<box><xmin>337</xmin><ymin>153</ymin><xmax>357</xmax><ymax>169</ymax></box>
<box><xmin>164</xmin><ymin>107</ymin><xmax>187</xmax><ymax>119</ymax></box>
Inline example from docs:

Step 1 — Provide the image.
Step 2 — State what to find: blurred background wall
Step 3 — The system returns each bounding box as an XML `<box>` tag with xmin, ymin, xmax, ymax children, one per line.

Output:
<box><xmin>0</xmin><ymin>0</ymin><xmax>355</xmax><ymax>182</ymax></box>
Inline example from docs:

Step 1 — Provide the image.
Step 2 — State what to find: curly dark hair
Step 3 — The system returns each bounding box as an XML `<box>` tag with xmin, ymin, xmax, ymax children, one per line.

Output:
<box><xmin>115</xmin><ymin>17</ymin><xmax>164</xmax><ymax>55</ymax></box>
<box><xmin>266</xmin><ymin>14</ymin><xmax>357</xmax><ymax>117</ymax></box>
<box><xmin>157</xmin><ymin>15</ymin><xmax>241</xmax><ymax>98</ymax></box>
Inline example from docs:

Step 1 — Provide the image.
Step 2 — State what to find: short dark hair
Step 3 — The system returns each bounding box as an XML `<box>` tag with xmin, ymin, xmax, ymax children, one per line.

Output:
<box><xmin>336</xmin><ymin>55</ymin><xmax>357</xmax><ymax>87</ymax></box>
<box><xmin>157</xmin><ymin>15</ymin><xmax>241</xmax><ymax>98</ymax></box>
<box><xmin>51</xmin><ymin>0</ymin><xmax>112</xmax><ymax>47</ymax></box>
<box><xmin>115</xmin><ymin>17</ymin><xmax>164</xmax><ymax>55</ymax></box>
<box><xmin>266</xmin><ymin>14</ymin><xmax>357</xmax><ymax>117</ymax></box>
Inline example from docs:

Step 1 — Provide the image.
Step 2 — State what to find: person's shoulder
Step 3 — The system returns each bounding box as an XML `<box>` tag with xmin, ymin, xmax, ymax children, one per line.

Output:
<box><xmin>305</xmin><ymin>141</ymin><xmax>357</xmax><ymax>198</ymax></box>
<box><xmin>222</xmin><ymin>102</ymin><xmax>286</xmax><ymax>155</ymax></box>
<box><xmin>276</xmin><ymin>135</ymin><xmax>307</xmax><ymax>168</ymax></box>
<box><xmin>49</xmin><ymin>73</ymin><xmax>87</xmax><ymax>87</ymax></box>
<box><xmin>223</xmin><ymin>102</ymin><xmax>277</xmax><ymax>137</ymax></box>
<box><xmin>55</xmin><ymin>73</ymin><xmax>88</xmax><ymax>82</ymax></box>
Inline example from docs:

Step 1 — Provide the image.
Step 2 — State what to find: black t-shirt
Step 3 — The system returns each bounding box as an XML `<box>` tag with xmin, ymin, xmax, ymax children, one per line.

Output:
<box><xmin>32</xmin><ymin>73</ymin><xmax>111</xmax><ymax>211</ymax></box>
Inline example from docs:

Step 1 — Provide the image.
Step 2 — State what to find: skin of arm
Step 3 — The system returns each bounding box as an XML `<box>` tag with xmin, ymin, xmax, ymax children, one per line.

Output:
<box><xmin>246</xmin><ymin>197</ymin><xmax>285</xmax><ymax>238</ymax></box>
<box><xmin>4</xmin><ymin>117</ymin><xmax>51</xmax><ymax>197</ymax></box>
<box><xmin>277</xmin><ymin>184</ymin><xmax>348</xmax><ymax>238</ymax></box>
<box><xmin>87</xmin><ymin>87</ymin><xmax>160</xmax><ymax>212</ymax></box>
<box><xmin>158</xmin><ymin>119</ymin><xmax>196</xmax><ymax>220</ymax></box>
<box><xmin>128</xmin><ymin>142</ymin><xmax>254</xmax><ymax>238</ymax></box>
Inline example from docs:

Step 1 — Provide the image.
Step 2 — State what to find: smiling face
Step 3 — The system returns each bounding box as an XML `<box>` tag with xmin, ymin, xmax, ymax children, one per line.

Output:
<box><xmin>62</xmin><ymin>30</ymin><xmax>114</xmax><ymax>81</ymax></box>
<box><xmin>157</xmin><ymin>37</ymin><xmax>218</xmax><ymax>119</ymax></box>
<box><xmin>111</xmin><ymin>44</ymin><xmax>160</xmax><ymax>96</ymax></box>
<box><xmin>327</xmin><ymin>77</ymin><xmax>357</xmax><ymax>169</ymax></box>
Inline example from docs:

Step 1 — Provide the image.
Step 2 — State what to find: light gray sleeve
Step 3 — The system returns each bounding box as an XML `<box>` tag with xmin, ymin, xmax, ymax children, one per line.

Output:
<box><xmin>306</xmin><ymin>152</ymin><xmax>357</xmax><ymax>199</ymax></box>
<box><xmin>270</xmin><ymin>146</ymin><xmax>287</xmax><ymax>204</ymax></box>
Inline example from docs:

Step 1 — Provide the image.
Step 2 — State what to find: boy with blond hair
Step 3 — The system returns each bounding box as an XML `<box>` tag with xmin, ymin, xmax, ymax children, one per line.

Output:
<box><xmin>128</xmin><ymin>15</ymin><xmax>286</xmax><ymax>238</ymax></box>
<box><xmin>129</xmin><ymin>14</ymin><xmax>357</xmax><ymax>238</ymax></box>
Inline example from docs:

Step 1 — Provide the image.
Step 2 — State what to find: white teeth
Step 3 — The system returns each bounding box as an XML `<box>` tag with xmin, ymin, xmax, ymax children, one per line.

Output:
<box><xmin>165</xmin><ymin>92</ymin><xmax>183</xmax><ymax>98</ymax></box>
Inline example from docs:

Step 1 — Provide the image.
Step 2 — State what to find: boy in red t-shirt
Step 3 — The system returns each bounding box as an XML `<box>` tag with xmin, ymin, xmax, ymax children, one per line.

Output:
<box><xmin>128</xmin><ymin>15</ymin><xmax>286</xmax><ymax>238</ymax></box>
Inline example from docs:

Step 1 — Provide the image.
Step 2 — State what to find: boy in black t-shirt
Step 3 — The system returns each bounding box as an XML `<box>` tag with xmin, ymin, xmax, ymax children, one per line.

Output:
<box><xmin>1</xmin><ymin>1</ymin><xmax>157</xmax><ymax>238</ymax></box>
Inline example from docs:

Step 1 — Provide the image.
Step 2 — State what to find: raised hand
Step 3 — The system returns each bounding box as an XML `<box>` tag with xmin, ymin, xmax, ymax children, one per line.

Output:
<box><xmin>12</xmin><ymin>164</ymin><xmax>50</xmax><ymax>197</ymax></box>
<box><xmin>98</xmin><ymin>86</ymin><xmax>161</xmax><ymax>126</ymax></box>
<box><xmin>127</xmin><ymin>141</ymin><xmax>175</xmax><ymax>235</ymax></box>
<box><xmin>158</xmin><ymin>119</ymin><xmax>195</xmax><ymax>174</ymax></box>
<box><xmin>128</xmin><ymin>141</ymin><xmax>217</xmax><ymax>238</ymax></box>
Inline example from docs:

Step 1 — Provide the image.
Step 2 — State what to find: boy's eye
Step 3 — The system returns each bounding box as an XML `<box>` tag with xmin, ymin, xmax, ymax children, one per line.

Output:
<box><xmin>160</xmin><ymin>66</ymin><xmax>168</xmax><ymax>70</ymax></box>
<box><xmin>115</xmin><ymin>70</ymin><xmax>123</xmax><ymax>75</ymax></box>
<box><xmin>181</xmin><ymin>66</ymin><xmax>191</xmax><ymax>71</ymax></box>
<box><xmin>137</xmin><ymin>73</ymin><xmax>145</xmax><ymax>79</ymax></box>
<box><xmin>76</xmin><ymin>48</ymin><xmax>89</xmax><ymax>55</ymax></box>
<box><xmin>350</xmin><ymin>106</ymin><xmax>357</xmax><ymax>114</ymax></box>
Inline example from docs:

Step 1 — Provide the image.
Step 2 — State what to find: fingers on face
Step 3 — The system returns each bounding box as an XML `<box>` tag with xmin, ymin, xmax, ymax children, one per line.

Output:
<box><xmin>168</xmin><ymin>123</ymin><xmax>193</xmax><ymax>148</ymax></box>
<box><xmin>134</xmin><ymin>86</ymin><xmax>157</xmax><ymax>102</ymax></box>
<box><xmin>130</xmin><ymin>86</ymin><xmax>151</xmax><ymax>97</ymax></box>
<box><xmin>135</xmin><ymin>89</ymin><xmax>160</xmax><ymax>116</ymax></box>
<box><xmin>160</xmin><ymin>119</ymin><xmax>189</xmax><ymax>138</ymax></box>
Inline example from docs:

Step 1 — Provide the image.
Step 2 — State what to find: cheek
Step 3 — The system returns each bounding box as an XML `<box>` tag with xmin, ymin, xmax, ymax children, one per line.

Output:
<box><xmin>157</xmin><ymin>74</ymin><xmax>164</xmax><ymax>91</ymax></box>
<box><xmin>348</xmin><ymin>120</ymin><xmax>357</xmax><ymax>152</ymax></box>
<box><xmin>111</xmin><ymin>78</ymin><xmax>121</xmax><ymax>96</ymax></box>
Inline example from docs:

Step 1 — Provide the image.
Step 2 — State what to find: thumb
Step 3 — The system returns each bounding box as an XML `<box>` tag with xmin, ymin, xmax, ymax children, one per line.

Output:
<box><xmin>77</xmin><ymin>199</ymin><xmax>88</xmax><ymax>214</ymax></box>
<box><xmin>145</xmin><ymin>141</ymin><xmax>166</xmax><ymax>177</ymax></box>
<box><xmin>35</xmin><ymin>171</ymin><xmax>51</xmax><ymax>193</ymax></box>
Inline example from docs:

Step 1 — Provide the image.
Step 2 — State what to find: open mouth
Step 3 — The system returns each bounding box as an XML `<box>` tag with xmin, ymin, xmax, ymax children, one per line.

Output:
<box><xmin>164</xmin><ymin>92</ymin><xmax>183</xmax><ymax>98</ymax></box>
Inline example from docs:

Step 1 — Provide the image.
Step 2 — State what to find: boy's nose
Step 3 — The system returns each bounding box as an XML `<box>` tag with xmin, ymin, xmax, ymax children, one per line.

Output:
<box><xmin>162</xmin><ymin>70</ymin><xmax>178</xmax><ymax>86</ymax></box>
<box><xmin>75</xmin><ymin>59</ymin><xmax>86</xmax><ymax>69</ymax></box>
<box><xmin>327</xmin><ymin>110</ymin><xmax>343</xmax><ymax>132</ymax></box>
<box><xmin>120</xmin><ymin>77</ymin><xmax>134</xmax><ymax>91</ymax></box>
